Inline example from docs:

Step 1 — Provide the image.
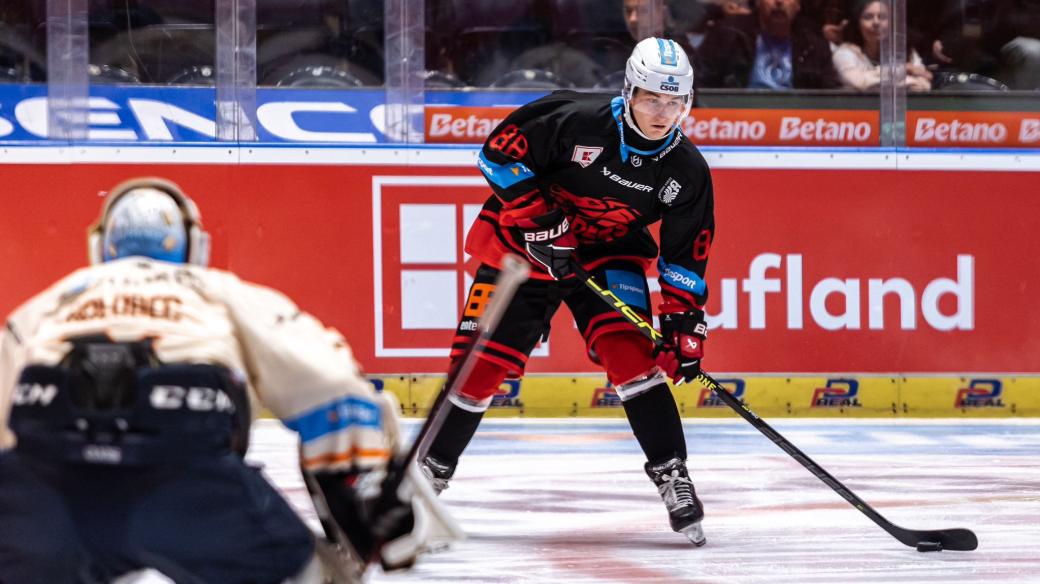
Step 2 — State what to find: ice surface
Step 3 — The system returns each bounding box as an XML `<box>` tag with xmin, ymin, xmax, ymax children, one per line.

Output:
<box><xmin>247</xmin><ymin>418</ymin><xmax>1040</xmax><ymax>584</ymax></box>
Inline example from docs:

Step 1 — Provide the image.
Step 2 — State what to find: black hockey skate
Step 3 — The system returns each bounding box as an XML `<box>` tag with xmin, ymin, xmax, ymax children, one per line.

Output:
<box><xmin>419</xmin><ymin>456</ymin><xmax>456</xmax><ymax>495</ymax></box>
<box><xmin>645</xmin><ymin>457</ymin><xmax>706</xmax><ymax>546</ymax></box>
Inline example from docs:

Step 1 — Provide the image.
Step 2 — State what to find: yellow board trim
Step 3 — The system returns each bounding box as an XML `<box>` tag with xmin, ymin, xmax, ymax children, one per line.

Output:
<box><xmin>372</xmin><ymin>375</ymin><xmax>1040</xmax><ymax>418</ymax></box>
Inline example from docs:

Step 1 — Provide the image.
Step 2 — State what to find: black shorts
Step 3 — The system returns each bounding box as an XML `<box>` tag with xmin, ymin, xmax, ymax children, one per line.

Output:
<box><xmin>450</xmin><ymin>259</ymin><xmax>654</xmax><ymax>376</ymax></box>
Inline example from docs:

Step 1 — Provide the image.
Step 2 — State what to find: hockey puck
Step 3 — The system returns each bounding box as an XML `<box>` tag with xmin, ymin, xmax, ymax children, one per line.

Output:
<box><xmin>916</xmin><ymin>541</ymin><xmax>943</xmax><ymax>552</ymax></box>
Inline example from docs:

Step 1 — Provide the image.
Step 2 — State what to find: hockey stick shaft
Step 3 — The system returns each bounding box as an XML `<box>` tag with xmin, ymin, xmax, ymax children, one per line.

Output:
<box><xmin>407</xmin><ymin>254</ymin><xmax>530</xmax><ymax>466</ymax></box>
<box><xmin>571</xmin><ymin>262</ymin><xmax>977</xmax><ymax>551</ymax></box>
<box><xmin>302</xmin><ymin>255</ymin><xmax>529</xmax><ymax>578</ymax></box>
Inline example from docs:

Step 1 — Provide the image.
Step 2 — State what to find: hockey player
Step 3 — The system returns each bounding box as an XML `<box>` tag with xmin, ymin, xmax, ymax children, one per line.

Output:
<box><xmin>422</xmin><ymin>37</ymin><xmax>715</xmax><ymax>546</ymax></box>
<box><xmin>0</xmin><ymin>178</ymin><xmax>460</xmax><ymax>583</ymax></box>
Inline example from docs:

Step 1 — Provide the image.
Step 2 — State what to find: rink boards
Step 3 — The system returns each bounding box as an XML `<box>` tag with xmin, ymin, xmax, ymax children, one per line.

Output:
<box><xmin>373</xmin><ymin>374</ymin><xmax>1040</xmax><ymax>418</ymax></box>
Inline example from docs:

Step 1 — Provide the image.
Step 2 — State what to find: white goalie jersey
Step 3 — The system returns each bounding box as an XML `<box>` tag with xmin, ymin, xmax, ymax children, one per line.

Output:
<box><xmin>0</xmin><ymin>257</ymin><xmax>389</xmax><ymax>471</ymax></box>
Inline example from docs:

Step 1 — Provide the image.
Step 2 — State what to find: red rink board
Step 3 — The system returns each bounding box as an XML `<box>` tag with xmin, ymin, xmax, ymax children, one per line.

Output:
<box><xmin>0</xmin><ymin>163</ymin><xmax>1037</xmax><ymax>374</ymax></box>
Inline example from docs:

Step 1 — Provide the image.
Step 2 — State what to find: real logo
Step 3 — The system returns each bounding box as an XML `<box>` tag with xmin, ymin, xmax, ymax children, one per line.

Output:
<box><xmin>811</xmin><ymin>379</ymin><xmax>862</xmax><ymax>408</ymax></box>
<box><xmin>490</xmin><ymin>380</ymin><xmax>522</xmax><ymax>408</ymax></box>
<box><xmin>660</xmin><ymin>82</ymin><xmax>680</xmax><ymax>92</ymax></box>
<box><xmin>955</xmin><ymin>379</ymin><xmax>1005</xmax><ymax>408</ymax></box>
<box><xmin>591</xmin><ymin>385</ymin><xmax>623</xmax><ymax>407</ymax></box>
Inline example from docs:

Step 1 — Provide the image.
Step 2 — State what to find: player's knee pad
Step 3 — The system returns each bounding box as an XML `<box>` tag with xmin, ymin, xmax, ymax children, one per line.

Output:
<box><xmin>614</xmin><ymin>370</ymin><xmax>668</xmax><ymax>402</ymax></box>
<box><xmin>593</xmin><ymin>331</ymin><xmax>656</xmax><ymax>387</ymax></box>
<box><xmin>448</xmin><ymin>357</ymin><xmax>510</xmax><ymax>413</ymax></box>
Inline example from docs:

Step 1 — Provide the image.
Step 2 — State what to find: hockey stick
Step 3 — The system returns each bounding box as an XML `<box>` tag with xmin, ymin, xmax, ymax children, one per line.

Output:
<box><xmin>405</xmin><ymin>253</ymin><xmax>530</xmax><ymax>469</ymax></box>
<box><xmin>300</xmin><ymin>255</ymin><xmax>529</xmax><ymax>579</ymax></box>
<box><xmin>571</xmin><ymin>262</ymin><xmax>978</xmax><ymax>552</ymax></box>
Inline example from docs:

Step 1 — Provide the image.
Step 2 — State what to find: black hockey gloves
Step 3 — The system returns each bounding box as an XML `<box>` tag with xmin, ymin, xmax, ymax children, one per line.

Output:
<box><xmin>514</xmin><ymin>208</ymin><xmax>577</xmax><ymax>279</ymax></box>
<box><xmin>654</xmin><ymin>305</ymin><xmax>708</xmax><ymax>385</ymax></box>
<box><xmin>313</xmin><ymin>465</ymin><xmax>417</xmax><ymax>571</ymax></box>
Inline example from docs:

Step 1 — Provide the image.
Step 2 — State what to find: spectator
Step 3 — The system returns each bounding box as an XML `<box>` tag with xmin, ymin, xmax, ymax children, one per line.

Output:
<box><xmin>799</xmin><ymin>0</ymin><xmax>849</xmax><ymax>46</ymax></box>
<box><xmin>622</xmin><ymin>0</ymin><xmax>703</xmax><ymax>53</ymax></box>
<box><xmin>833</xmin><ymin>0</ymin><xmax>933</xmax><ymax>91</ymax></box>
<box><xmin>994</xmin><ymin>0</ymin><xmax>1040</xmax><ymax>89</ymax></box>
<box><xmin>697</xmin><ymin>0</ymin><xmax>841</xmax><ymax>89</ymax></box>
<box><xmin>922</xmin><ymin>0</ymin><xmax>1040</xmax><ymax>89</ymax></box>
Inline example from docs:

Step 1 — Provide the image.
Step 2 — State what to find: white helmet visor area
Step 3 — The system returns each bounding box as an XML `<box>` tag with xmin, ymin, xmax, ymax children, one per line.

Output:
<box><xmin>629</xmin><ymin>88</ymin><xmax>692</xmax><ymax>119</ymax></box>
<box><xmin>623</xmin><ymin>80</ymin><xmax>693</xmax><ymax>138</ymax></box>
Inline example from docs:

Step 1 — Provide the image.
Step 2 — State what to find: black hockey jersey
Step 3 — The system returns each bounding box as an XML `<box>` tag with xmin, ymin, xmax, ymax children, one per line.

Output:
<box><xmin>467</xmin><ymin>90</ymin><xmax>716</xmax><ymax>311</ymax></box>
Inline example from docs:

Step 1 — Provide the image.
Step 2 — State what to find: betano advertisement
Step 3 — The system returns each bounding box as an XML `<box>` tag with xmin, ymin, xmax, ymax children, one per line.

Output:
<box><xmin>427</xmin><ymin>106</ymin><xmax>1040</xmax><ymax>148</ymax></box>
<box><xmin>0</xmin><ymin>163</ymin><xmax>1037</xmax><ymax>416</ymax></box>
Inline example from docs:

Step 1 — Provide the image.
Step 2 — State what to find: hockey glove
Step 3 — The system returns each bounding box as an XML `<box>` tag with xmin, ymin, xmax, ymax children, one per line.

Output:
<box><xmin>653</xmin><ymin>303</ymin><xmax>707</xmax><ymax>385</ymax></box>
<box><xmin>514</xmin><ymin>208</ymin><xmax>577</xmax><ymax>280</ymax></box>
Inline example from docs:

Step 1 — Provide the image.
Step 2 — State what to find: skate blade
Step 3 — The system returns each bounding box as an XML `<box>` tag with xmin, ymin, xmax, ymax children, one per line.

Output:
<box><xmin>680</xmin><ymin>522</ymin><xmax>706</xmax><ymax>547</ymax></box>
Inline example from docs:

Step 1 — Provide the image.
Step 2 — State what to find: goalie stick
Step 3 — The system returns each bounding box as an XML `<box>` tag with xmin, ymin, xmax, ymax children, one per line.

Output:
<box><xmin>404</xmin><ymin>253</ymin><xmax>530</xmax><ymax>473</ymax></box>
<box><xmin>301</xmin><ymin>254</ymin><xmax>530</xmax><ymax>581</ymax></box>
<box><xmin>571</xmin><ymin>262</ymin><xmax>978</xmax><ymax>552</ymax></box>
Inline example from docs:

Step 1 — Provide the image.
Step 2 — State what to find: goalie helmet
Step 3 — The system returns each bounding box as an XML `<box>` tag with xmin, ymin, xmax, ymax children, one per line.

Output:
<box><xmin>623</xmin><ymin>37</ymin><xmax>695</xmax><ymax>140</ymax></box>
<box><xmin>88</xmin><ymin>177</ymin><xmax>210</xmax><ymax>266</ymax></box>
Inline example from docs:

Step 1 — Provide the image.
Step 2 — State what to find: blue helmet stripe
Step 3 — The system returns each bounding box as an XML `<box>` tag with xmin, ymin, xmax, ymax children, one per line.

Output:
<box><xmin>657</xmin><ymin>38</ymin><xmax>678</xmax><ymax>67</ymax></box>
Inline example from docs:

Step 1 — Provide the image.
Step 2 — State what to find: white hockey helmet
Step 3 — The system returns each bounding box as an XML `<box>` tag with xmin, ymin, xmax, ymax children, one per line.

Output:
<box><xmin>623</xmin><ymin>37</ymin><xmax>695</xmax><ymax>139</ymax></box>
<box><xmin>88</xmin><ymin>177</ymin><xmax>210</xmax><ymax>266</ymax></box>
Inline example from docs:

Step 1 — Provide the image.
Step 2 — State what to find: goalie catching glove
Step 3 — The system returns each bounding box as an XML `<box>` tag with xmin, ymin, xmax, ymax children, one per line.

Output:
<box><xmin>513</xmin><ymin>207</ymin><xmax>577</xmax><ymax>280</ymax></box>
<box><xmin>653</xmin><ymin>303</ymin><xmax>708</xmax><ymax>385</ymax></box>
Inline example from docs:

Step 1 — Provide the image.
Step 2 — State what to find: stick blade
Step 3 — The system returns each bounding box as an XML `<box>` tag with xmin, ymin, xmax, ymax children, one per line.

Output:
<box><xmin>901</xmin><ymin>528</ymin><xmax>978</xmax><ymax>551</ymax></box>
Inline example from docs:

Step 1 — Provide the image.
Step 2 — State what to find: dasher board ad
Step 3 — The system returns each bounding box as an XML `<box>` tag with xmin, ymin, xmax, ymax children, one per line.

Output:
<box><xmin>1</xmin><ymin>163</ymin><xmax>1037</xmax><ymax>375</ymax></box>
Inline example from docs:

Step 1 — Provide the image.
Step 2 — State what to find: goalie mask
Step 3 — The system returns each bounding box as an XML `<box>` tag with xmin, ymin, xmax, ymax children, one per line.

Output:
<box><xmin>88</xmin><ymin>177</ymin><xmax>210</xmax><ymax>266</ymax></box>
<box><xmin>623</xmin><ymin>37</ymin><xmax>695</xmax><ymax>140</ymax></box>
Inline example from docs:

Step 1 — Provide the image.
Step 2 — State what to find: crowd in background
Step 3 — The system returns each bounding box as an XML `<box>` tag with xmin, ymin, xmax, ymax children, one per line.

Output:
<box><xmin>0</xmin><ymin>0</ymin><xmax>1038</xmax><ymax>91</ymax></box>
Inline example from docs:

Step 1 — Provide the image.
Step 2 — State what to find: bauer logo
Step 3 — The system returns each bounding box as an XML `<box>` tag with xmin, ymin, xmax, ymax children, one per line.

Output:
<box><xmin>811</xmin><ymin>379</ymin><xmax>862</xmax><ymax>408</ymax></box>
<box><xmin>591</xmin><ymin>384</ymin><xmax>622</xmax><ymax>407</ymax></box>
<box><xmin>491</xmin><ymin>380</ymin><xmax>522</xmax><ymax>408</ymax></box>
<box><xmin>697</xmin><ymin>378</ymin><xmax>746</xmax><ymax>407</ymax></box>
<box><xmin>955</xmin><ymin>379</ymin><xmax>1005</xmax><ymax>408</ymax></box>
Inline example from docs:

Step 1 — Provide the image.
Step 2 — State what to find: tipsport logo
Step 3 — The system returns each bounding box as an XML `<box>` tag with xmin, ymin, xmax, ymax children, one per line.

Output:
<box><xmin>955</xmin><ymin>379</ymin><xmax>1005</xmax><ymax>408</ymax></box>
<box><xmin>811</xmin><ymin>379</ymin><xmax>862</xmax><ymax>408</ymax></box>
<box><xmin>491</xmin><ymin>380</ymin><xmax>522</xmax><ymax>408</ymax></box>
<box><xmin>591</xmin><ymin>384</ymin><xmax>622</xmax><ymax>408</ymax></box>
<box><xmin>697</xmin><ymin>378</ymin><xmax>746</xmax><ymax>408</ymax></box>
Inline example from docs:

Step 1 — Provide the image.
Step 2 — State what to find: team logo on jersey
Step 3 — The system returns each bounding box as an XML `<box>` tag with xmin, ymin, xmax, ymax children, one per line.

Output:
<box><xmin>631</xmin><ymin>155</ymin><xmax>642</xmax><ymax>167</ymax></box>
<box><xmin>658</xmin><ymin>178</ymin><xmax>681</xmax><ymax>205</ymax></box>
<box><xmin>571</xmin><ymin>145</ymin><xmax>603</xmax><ymax>168</ymax></box>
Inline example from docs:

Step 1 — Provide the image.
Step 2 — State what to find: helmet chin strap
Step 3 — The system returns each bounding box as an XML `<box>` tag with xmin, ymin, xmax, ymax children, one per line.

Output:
<box><xmin>623</xmin><ymin>96</ymin><xmax>658</xmax><ymax>141</ymax></box>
